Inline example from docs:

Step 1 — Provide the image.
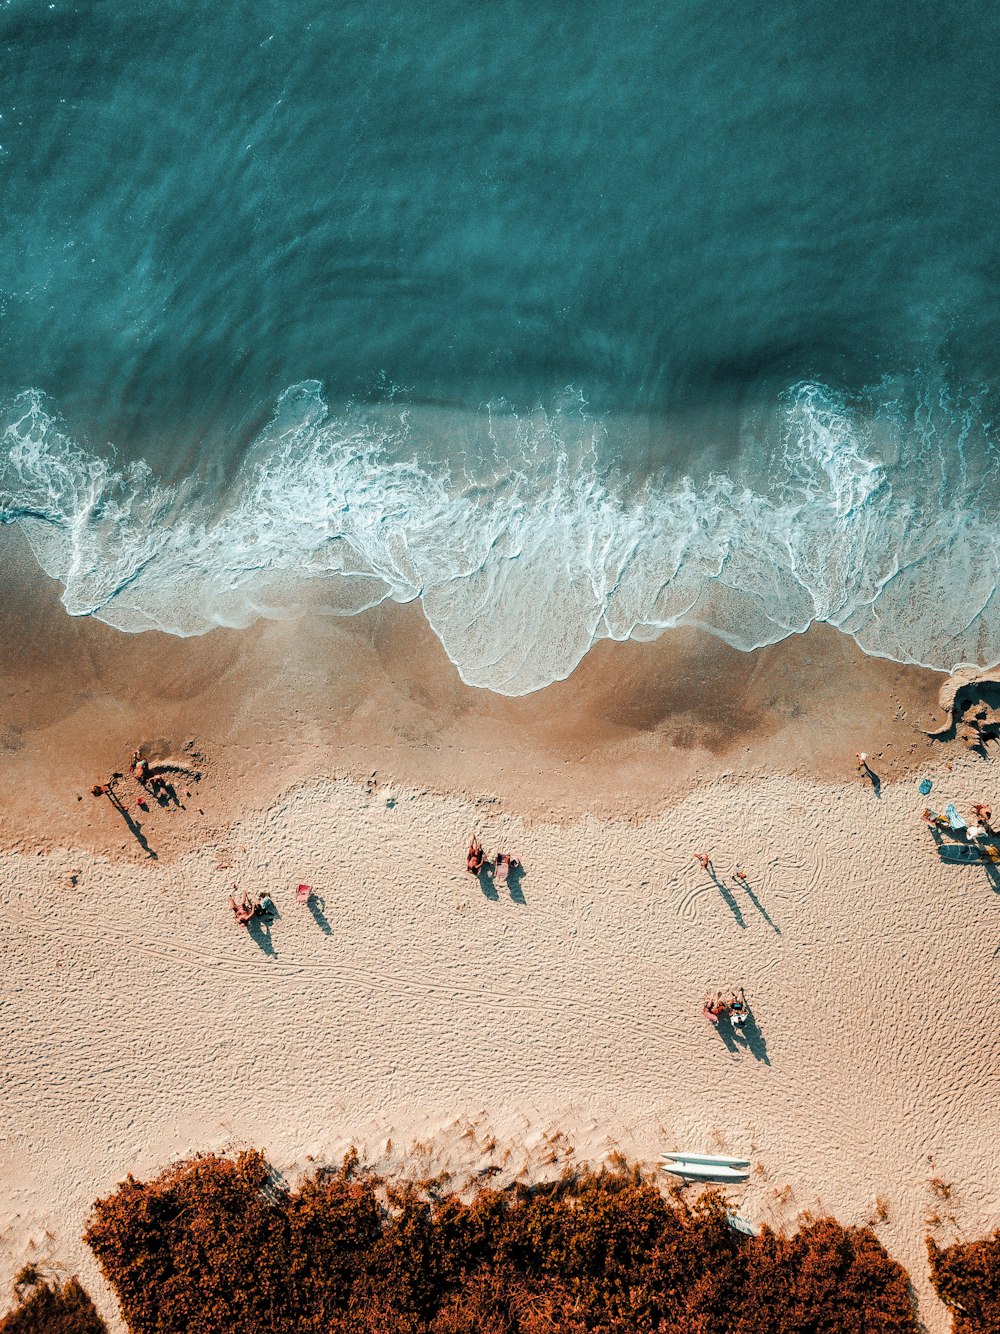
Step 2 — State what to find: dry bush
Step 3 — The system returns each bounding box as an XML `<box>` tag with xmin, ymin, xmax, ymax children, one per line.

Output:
<box><xmin>0</xmin><ymin>1271</ymin><xmax>107</xmax><ymax>1334</ymax></box>
<box><xmin>928</xmin><ymin>1230</ymin><xmax>1000</xmax><ymax>1334</ymax></box>
<box><xmin>84</xmin><ymin>1151</ymin><xmax>921</xmax><ymax>1334</ymax></box>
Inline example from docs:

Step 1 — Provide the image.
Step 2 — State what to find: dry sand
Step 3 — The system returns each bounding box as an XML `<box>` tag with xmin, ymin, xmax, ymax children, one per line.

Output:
<box><xmin>1</xmin><ymin>529</ymin><xmax>998</xmax><ymax>1332</ymax></box>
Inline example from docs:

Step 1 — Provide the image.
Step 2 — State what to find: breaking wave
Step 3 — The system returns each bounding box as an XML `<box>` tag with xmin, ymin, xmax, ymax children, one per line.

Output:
<box><xmin>2</xmin><ymin>378</ymin><xmax>999</xmax><ymax>694</ymax></box>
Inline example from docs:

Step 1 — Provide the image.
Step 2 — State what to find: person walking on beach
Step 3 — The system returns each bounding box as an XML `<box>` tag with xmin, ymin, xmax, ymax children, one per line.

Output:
<box><xmin>856</xmin><ymin>751</ymin><xmax>880</xmax><ymax>793</ymax></box>
<box><xmin>731</xmin><ymin>865</ymin><xmax>748</xmax><ymax>884</ymax></box>
<box><xmin>693</xmin><ymin>852</ymin><xmax>712</xmax><ymax>872</ymax></box>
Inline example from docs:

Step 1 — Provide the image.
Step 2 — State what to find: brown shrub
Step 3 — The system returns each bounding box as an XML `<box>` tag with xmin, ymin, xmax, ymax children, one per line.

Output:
<box><xmin>928</xmin><ymin>1230</ymin><xmax>1000</xmax><ymax>1334</ymax></box>
<box><xmin>0</xmin><ymin>1272</ymin><xmax>107</xmax><ymax>1334</ymax></box>
<box><xmin>84</xmin><ymin>1151</ymin><xmax>921</xmax><ymax>1334</ymax></box>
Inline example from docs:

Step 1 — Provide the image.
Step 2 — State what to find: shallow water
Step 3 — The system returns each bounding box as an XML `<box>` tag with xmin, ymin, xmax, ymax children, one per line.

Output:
<box><xmin>2</xmin><ymin>1</ymin><xmax>999</xmax><ymax>691</ymax></box>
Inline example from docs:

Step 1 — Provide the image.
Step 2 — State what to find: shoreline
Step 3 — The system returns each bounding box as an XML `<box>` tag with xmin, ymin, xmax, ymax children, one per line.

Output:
<box><xmin>0</xmin><ymin>525</ymin><xmax>945</xmax><ymax>859</ymax></box>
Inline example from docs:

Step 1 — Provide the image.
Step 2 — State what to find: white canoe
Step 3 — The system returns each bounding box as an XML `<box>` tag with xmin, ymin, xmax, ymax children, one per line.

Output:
<box><xmin>661</xmin><ymin>1152</ymin><xmax>751</xmax><ymax>1169</ymax></box>
<box><xmin>661</xmin><ymin>1160</ymin><xmax>750</xmax><ymax>1181</ymax></box>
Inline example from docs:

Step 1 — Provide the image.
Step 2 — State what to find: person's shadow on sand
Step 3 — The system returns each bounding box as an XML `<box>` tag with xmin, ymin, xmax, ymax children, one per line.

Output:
<box><xmin>246</xmin><ymin>915</ymin><xmax>276</xmax><ymax>957</ymax></box>
<box><xmin>708</xmin><ymin>870</ymin><xmax>745</xmax><ymax>928</ymax></box>
<box><xmin>307</xmin><ymin>895</ymin><xmax>333</xmax><ymax>935</ymax></box>
<box><xmin>710</xmin><ymin>1020</ymin><xmax>741</xmax><ymax>1055</ymax></box>
<box><xmin>737</xmin><ymin>878</ymin><xmax>780</xmax><ymax>934</ymax></box>
<box><xmin>507</xmin><ymin>862</ymin><xmax>527</xmax><ymax>905</ymax></box>
<box><xmin>981</xmin><ymin>859</ymin><xmax>1000</xmax><ymax>895</ymax></box>
<box><xmin>476</xmin><ymin>867</ymin><xmax>499</xmax><ymax>902</ymax></box>
<box><xmin>709</xmin><ymin>1010</ymin><xmax>770</xmax><ymax>1064</ymax></box>
<box><xmin>735</xmin><ymin>1012</ymin><xmax>770</xmax><ymax>1065</ymax></box>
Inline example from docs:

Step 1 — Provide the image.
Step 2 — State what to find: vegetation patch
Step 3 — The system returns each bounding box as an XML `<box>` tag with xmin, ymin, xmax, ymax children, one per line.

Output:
<box><xmin>0</xmin><ymin>1267</ymin><xmax>107</xmax><ymax>1334</ymax></box>
<box><xmin>83</xmin><ymin>1149</ymin><xmax>923</xmax><ymax>1333</ymax></box>
<box><xmin>928</xmin><ymin>1230</ymin><xmax>1000</xmax><ymax>1334</ymax></box>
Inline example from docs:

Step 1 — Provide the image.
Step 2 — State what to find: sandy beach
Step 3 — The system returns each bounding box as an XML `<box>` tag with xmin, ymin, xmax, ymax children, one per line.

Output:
<box><xmin>1</xmin><ymin>530</ymin><xmax>998</xmax><ymax>1333</ymax></box>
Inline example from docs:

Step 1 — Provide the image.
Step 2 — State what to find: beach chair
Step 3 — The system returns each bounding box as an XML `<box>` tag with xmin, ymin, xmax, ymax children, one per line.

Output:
<box><xmin>945</xmin><ymin>804</ymin><xmax>967</xmax><ymax>831</ymax></box>
<box><xmin>295</xmin><ymin>883</ymin><xmax>313</xmax><ymax>905</ymax></box>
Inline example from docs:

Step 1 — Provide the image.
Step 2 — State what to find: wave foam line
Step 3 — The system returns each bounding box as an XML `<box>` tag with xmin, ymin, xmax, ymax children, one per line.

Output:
<box><xmin>2</xmin><ymin>379</ymin><xmax>999</xmax><ymax>695</ymax></box>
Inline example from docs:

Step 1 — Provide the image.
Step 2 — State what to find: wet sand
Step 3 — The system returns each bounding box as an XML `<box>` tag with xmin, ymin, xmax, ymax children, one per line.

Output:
<box><xmin>0</xmin><ymin>526</ymin><xmax>943</xmax><ymax>859</ymax></box>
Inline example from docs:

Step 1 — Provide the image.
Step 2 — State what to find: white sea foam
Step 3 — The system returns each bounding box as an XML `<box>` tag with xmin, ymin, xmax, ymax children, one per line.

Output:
<box><xmin>2</xmin><ymin>379</ymin><xmax>999</xmax><ymax>694</ymax></box>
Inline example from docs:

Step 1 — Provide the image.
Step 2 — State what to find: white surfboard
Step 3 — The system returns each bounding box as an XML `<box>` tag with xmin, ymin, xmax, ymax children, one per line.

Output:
<box><xmin>661</xmin><ymin>1152</ymin><xmax>751</xmax><ymax>1169</ymax></box>
<box><xmin>661</xmin><ymin>1160</ymin><xmax>750</xmax><ymax>1181</ymax></box>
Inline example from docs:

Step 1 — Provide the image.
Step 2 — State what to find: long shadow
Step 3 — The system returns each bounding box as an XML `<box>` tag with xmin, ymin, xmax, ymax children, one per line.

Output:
<box><xmin>981</xmin><ymin>860</ymin><xmax>1000</xmax><ymax>894</ymax></box>
<box><xmin>476</xmin><ymin>867</ymin><xmax>499</xmax><ymax>902</ymax></box>
<box><xmin>710</xmin><ymin>1018</ymin><xmax>740</xmax><ymax>1054</ymax></box>
<box><xmin>246</xmin><ymin>914</ymin><xmax>276</xmax><ymax>957</ymax></box>
<box><xmin>709</xmin><ymin>870</ymin><xmax>746</xmax><ymax>928</ymax></box>
<box><xmin>307</xmin><ymin>895</ymin><xmax>333</xmax><ymax>935</ymax></box>
<box><xmin>154</xmin><ymin>780</ymin><xmax>184</xmax><ymax>808</ymax></box>
<box><xmin>507</xmin><ymin>862</ymin><xmax>527</xmax><ymax>905</ymax></box>
<box><xmin>105</xmin><ymin>790</ymin><xmax>157</xmax><ymax>859</ymax></box>
<box><xmin>739</xmin><ymin>879</ymin><xmax>780</xmax><ymax>934</ymax></box>
<box><xmin>862</xmin><ymin>764</ymin><xmax>882</xmax><ymax>798</ymax></box>
<box><xmin>735</xmin><ymin>1012</ymin><xmax>770</xmax><ymax>1065</ymax></box>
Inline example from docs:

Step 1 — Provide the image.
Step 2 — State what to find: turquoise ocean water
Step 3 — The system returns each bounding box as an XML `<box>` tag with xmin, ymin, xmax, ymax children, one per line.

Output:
<box><xmin>2</xmin><ymin>1</ymin><xmax>999</xmax><ymax>692</ymax></box>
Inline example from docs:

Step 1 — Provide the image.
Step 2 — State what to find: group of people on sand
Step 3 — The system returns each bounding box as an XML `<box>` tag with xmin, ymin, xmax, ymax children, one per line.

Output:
<box><xmin>466</xmin><ymin>836</ymin><xmax>519</xmax><ymax>884</ymax></box>
<box><xmin>922</xmin><ymin>800</ymin><xmax>995</xmax><ymax>839</ymax></box>
<box><xmin>228</xmin><ymin>888</ymin><xmax>276</xmax><ymax>926</ymax></box>
<box><xmin>704</xmin><ymin>987</ymin><xmax>750</xmax><ymax>1028</ymax></box>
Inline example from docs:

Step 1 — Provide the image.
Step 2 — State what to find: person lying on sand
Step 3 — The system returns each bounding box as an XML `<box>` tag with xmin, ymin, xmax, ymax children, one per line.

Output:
<box><xmin>703</xmin><ymin>993</ymin><xmax>728</xmax><ymax>1023</ymax></box>
<box><xmin>492</xmin><ymin>852</ymin><xmax>519</xmax><ymax>884</ymax></box>
<box><xmin>727</xmin><ymin>988</ymin><xmax>749</xmax><ymax>1027</ymax></box>
<box><xmin>466</xmin><ymin>836</ymin><xmax>484</xmax><ymax>875</ymax></box>
<box><xmin>229</xmin><ymin>890</ymin><xmax>255</xmax><ymax>926</ymax></box>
